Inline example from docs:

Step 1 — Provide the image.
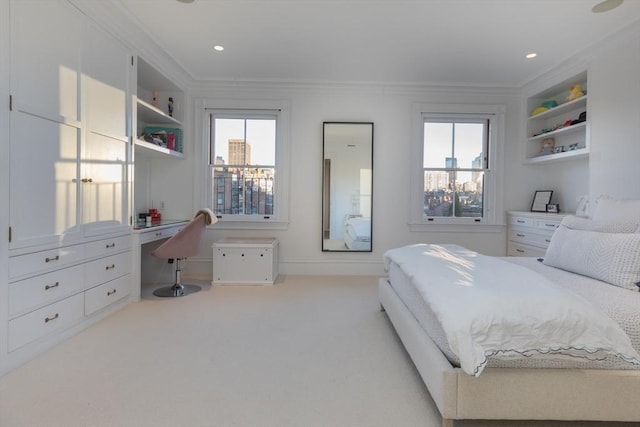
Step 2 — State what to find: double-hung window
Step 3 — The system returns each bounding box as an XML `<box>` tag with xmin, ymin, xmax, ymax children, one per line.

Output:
<box><xmin>410</xmin><ymin>103</ymin><xmax>504</xmax><ymax>229</ymax></box>
<box><xmin>203</xmin><ymin>100</ymin><xmax>290</xmax><ymax>227</ymax></box>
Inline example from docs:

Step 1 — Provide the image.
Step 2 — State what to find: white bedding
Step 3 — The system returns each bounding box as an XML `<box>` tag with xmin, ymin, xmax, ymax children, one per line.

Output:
<box><xmin>344</xmin><ymin>217</ymin><xmax>371</xmax><ymax>250</ymax></box>
<box><xmin>383</xmin><ymin>244</ymin><xmax>640</xmax><ymax>376</ymax></box>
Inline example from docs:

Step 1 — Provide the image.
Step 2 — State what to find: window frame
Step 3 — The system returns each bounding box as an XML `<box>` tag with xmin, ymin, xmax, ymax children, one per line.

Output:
<box><xmin>409</xmin><ymin>102</ymin><xmax>505</xmax><ymax>232</ymax></box>
<box><xmin>197</xmin><ymin>98</ymin><xmax>290</xmax><ymax>230</ymax></box>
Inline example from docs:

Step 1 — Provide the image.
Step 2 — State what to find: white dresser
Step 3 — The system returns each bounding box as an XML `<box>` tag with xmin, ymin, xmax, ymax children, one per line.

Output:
<box><xmin>507</xmin><ymin>211</ymin><xmax>567</xmax><ymax>257</ymax></box>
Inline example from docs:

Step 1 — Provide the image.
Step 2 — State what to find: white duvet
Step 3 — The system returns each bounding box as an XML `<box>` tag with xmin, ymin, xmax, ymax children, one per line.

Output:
<box><xmin>383</xmin><ymin>244</ymin><xmax>640</xmax><ymax>376</ymax></box>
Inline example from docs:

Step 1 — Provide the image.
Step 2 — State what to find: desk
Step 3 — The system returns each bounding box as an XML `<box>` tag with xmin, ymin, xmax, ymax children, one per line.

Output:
<box><xmin>131</xmin><ymin>220</ymin><xmax>188</xmax><ymax>301</ymax></box>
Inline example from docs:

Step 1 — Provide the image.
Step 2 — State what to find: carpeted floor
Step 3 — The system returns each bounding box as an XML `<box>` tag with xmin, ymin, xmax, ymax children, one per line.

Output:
<box><xmin>0</xmin><ymin>276</ymin><xmax>636</xmax><ymax>427</ymax></box>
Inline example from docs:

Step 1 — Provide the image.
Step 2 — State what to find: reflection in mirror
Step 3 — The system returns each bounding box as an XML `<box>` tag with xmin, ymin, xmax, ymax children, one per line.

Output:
<box><xmin>322</xmin><ymin>122</ymin><xmax>373</xmax><ymax>252</ymax></box>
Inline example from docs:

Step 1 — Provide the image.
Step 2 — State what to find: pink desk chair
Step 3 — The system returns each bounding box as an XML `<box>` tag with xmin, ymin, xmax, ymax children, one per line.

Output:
<box><xmin>152</xmin><ymin>209</ymin><xmax>217</xmax><ymax>297</ymax></box>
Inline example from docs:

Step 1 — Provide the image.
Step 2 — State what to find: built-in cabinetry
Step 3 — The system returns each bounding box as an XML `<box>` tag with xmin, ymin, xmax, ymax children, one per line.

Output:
<box><xmin>507</xmin><ymin>211</ymin><xmax>567</xmax><ymax>257</ymax></box>
<box><xmin>2</xmin><ymin>0</ymin><xmax>132</xmax><ymax>375</ymax></box>
<box><xmin>524</xmin><ymin>71</ymin><xmax>588</xmax><ymax>164</ymax></box>
<box><xmin>133</xmin><ymin>57</ymin><xmax>186</xmax><ymax>220</ymax></box>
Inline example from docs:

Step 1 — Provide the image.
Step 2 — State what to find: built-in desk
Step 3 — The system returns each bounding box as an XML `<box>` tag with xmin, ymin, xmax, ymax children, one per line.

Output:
<box><xmin>131</xmin><ymin>220</ymin><xmax>188</xmax><ymax>300</ymax></box>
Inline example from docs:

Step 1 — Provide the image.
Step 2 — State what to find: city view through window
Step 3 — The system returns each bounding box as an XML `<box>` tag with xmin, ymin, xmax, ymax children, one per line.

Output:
<box><xmin>423</xmin><ymin>121</ymin><xmax>486</xmax><ymax>218</ymax></box>
<box><xmin>212</xmin><ymin>117</ymin><xmax>276</xmax><ymax>216</ymax></box>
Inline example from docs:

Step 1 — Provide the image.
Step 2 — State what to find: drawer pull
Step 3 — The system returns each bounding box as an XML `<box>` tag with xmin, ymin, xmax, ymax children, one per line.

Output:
<box><xmin>81</xmin><ymin>178</ymin><xmax>93</xmax><ymax>183</ymax></box>
<box><xmin>155</xmin><ymin>232</ymin><xmax>163</xmax><ymax>237</ymax></box>
<box><xmin>516</xmin><ymin>220</ymin><xmax>525</xmax><ymax>223</ymax></box>
<box><xmin>106</xmin><ymin>243</ymin><xmax>116</xmax><ymax>248</ymax></box>
<box><xmin>45</xmin><ymin>282</ymin><xmax>60</xmax><ymax>291</ymax></box>
<box><xmin>105</xmin><ymin>264</ymin><xmax>116</xmax><ymax>270</ymax></box>
<box><xmin>45</xmin><ymin>255</ymin><xmax>60</xmax><ymax>263</ymax></box>
<box><xmin>544</xmin><ymin>223</ymin><xmax>556</xmax><ymax>228</ymax></box>
<box><xmin>545</xmin><ymin>239</ymin><xmax>551</xmax><ymax>243</ymax></box>
<box><xmin>107</xmin><ymin>289</ymin><xmax>117</xmax><ymax>296</ymax></box>
<box><xmin>516</xmin><ymin>249</ymin><xmax>525</xmax><ymax>253</ymax></box>
<box><xmin>44</xmin><ymin>313</ymin><xmax>59</xmax><ymax>323</ymax></box>
<box><xmin>516</xmin><ymin>233</ymin><xmax>525</xmax><ymax>237</ymax></box>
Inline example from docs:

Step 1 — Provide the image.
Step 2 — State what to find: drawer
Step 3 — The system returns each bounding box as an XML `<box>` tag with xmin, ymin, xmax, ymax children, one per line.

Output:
<box><xmin>509</xmin><ymin>216</ymin><xmax>535</xmax><ymax>228</ymax></box>
<box><xmin>84</xmin><ymin>251</ymin><xmax>131</xmax><ymax>289</ymax></box>
<box><xmin>8</xmin><ymin>293</ymin><xmax>85</xmax><ymax>352</ymax></box>
<box><xmin>85</xmin><ymin>274</ymin><xmax>131</xmax><ymax>315</ymax></box>
<box><xmin>137</xmin><ymin>226</ymin><xmax>183</xmax><ymax>245</ymax></box>
<box><xmin>507</xmin><ymin>242</ymin><xmax>546</xmax><ymax>258</ymax></box>
<box><xmin>535</xmin><ymin>218</ymin><xmax>563</xmax><ymax>231</ymax></box>
<box><xmin>9</xmin><ymin>244</ymin><xmax>85</xmax><ymax>280</ymax></box>
<box><xmin>9</xmin><ymin>264</ymin><xmax>85</xmax><ymax>318</ymax></box>
<box><xmin>85</xmin><ymin>235</ymin><xmax>131</xmax><ymax>259</ymax></box>
<box><xmin>508</xmin><ymin>228</ymin><xmax>554</xmax><ymax>248</ymax></box>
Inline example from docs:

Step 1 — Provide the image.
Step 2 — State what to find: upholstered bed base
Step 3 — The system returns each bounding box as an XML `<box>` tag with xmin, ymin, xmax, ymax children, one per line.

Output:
<box><xmin>378</xmin><ymin>278</ymin><xmax>640</xmax><ymax>426</ymax></box>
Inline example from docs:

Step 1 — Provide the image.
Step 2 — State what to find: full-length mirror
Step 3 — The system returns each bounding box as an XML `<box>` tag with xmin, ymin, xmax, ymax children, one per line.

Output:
<box><xmin>322</xmin><ymin>122</ymin><xmax>373</xmax><ymax>252</ymax></box>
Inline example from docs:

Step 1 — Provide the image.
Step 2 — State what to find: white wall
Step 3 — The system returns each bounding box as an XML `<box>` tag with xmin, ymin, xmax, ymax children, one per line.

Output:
<box><xmin>181</xmin><ymin>85</ymin><xmax>521</xmax><ymax>276</ymax></box>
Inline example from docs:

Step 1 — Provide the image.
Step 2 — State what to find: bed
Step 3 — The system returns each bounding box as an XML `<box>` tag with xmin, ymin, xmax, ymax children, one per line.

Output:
<box><xmin>379</xmin><ymin>209</ymin><xmax>640</xmax><ymax>426</ymax></box>
<box><xmin>344</xmin><ymin>216</ymin><xmax>371</xmax><ymax>250</ymax></box>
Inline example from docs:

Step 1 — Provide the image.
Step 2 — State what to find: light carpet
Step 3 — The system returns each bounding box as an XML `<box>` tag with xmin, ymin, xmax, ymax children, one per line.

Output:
<box><xmin>0</xmin><ymin>276</ymin><xmax>635</xmax><ymax>427</ymax></box>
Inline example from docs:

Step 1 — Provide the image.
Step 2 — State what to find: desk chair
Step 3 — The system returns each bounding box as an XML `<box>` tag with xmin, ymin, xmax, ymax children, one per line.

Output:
<box><xmin>152</xmin><ymin>209</ymin><xmax>217</xmax><ymax>297</ymax></box>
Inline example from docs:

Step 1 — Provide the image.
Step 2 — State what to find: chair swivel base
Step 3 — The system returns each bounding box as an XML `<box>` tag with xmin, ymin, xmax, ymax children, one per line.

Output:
<box><xmin>153</xmin><ymin>283</ymin><xmax>201</xmax><ymax>298</ymax></box>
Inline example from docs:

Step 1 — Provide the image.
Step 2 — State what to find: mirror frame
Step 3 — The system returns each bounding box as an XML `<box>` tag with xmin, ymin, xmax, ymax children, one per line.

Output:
<box><xmin>322</xmin><ymin>122</ymin><xmax>373</xmax><ymax>252</ymax></box>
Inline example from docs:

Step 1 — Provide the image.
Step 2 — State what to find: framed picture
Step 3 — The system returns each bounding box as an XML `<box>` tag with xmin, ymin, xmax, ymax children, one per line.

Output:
<box><xmin>546</xmin><ymin>204</ymin><xmax>559</xmax><ymax>213</ymax></box>
<box><xmin>531</xmin><ymin>190</ymin><xmax>553</xmax><ymax>212</ymax></box>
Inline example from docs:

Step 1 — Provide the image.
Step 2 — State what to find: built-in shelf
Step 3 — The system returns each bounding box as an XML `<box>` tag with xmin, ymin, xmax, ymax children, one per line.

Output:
<box><xmin>134</xmin><ymin>139</ymin><xmax>184</xmax><ymax>159</ymax></box>
<box><xmin>524</xmin><ymin>71</ymin><xmax>589</xmax><ymax>164</ymax></box>
<box><xmin>136</xmin><ymin>98</ymin><xmax>182</xmax><ymax>127</ymax></box>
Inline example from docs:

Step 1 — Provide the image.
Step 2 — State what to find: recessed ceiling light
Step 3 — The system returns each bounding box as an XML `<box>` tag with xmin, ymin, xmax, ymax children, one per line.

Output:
<box><xmin>214</xmin><ymin>45</ymin><xmax>224</xmax><ymax>52</ymax></box>
<box><xmin>526</xmin><ymin>53</ymin><xmax>537</xmax><ymax>59</ymax></box>
<box><xmin>176</xmin><ymin>0</ymin><xmax>195</xmax><ymax>3</ymax></box>
<box><xmin>592</xmin><ymin>0</ymin><xmax>623</xmax><ymax>13</ymax></box>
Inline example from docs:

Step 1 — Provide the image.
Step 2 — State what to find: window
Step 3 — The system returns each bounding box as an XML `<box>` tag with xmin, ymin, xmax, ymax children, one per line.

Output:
<box><xmin>199</xmin><ymin>99</ymin><xmax>290</xmax><ymax>228</ymax></box>
<box><xmin>410</xmin><ymin>103</ymin><xmax>504</xmax><ymax>230</ymax></box>
<box><xmin>210</xmin><ymin>112</ymin><xmax>276</xmax><ymax>216</ymax></box>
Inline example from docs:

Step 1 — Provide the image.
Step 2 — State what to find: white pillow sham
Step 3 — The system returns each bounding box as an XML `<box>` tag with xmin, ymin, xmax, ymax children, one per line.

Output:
<box><xmin>543</xmin><ymin>225</ymin><xmax>640</xmax><ymax>291</ymax></box>
<box><xmin>591</xmin><ymin>195</ymin><xmax>640</xmax><ymax>223</ymax></box>
<box><xmin>560</xmin><ymin>214</ymin><xmax>640</xmax><ymax>233</ymax></box>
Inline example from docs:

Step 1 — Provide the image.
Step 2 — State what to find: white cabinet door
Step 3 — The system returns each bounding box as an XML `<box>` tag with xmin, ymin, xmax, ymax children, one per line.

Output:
<box><xmin>8</xmin><ymin>0</ymin><xmax>84</xmax><ymax>249</ymax></box>
<box><xmin>9</xmin><ymin>113</ymin><xmax>82</xmax><ymax>249</ymax></box>
<box><xmin>83</xmin><ymin>21</ymin><xmax>130</xmax><ymax>140</ymax></box>
<box><xmin>82</xmin><ymin>132</ymin><xmax>130</xmax><ymax>237</ymax></box>
<box><xmin>10</xmin><ymin>0</ymin><xmax>82</xmax><ymax>123</ymax></box>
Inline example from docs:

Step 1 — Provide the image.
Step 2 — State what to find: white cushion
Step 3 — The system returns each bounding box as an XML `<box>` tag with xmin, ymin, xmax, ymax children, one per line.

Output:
<box><xmin>560</xmin><ymin>215</ymin><xmax>640</xmax><ymax>233</ymax></box>
<box><xmin>591</xmin><ymin>195</ymin><xmax>640</xmax><ymax>223</ymax></box>
<box><xmin>543</xmin><ymin>225</ymin><xmax>640</xmax><ymax>291</ymax></box>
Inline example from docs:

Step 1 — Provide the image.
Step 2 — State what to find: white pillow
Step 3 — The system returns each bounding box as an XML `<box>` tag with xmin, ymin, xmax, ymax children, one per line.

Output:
<box><xmin>560</xmin><ymin>215</ymin><xmax>640</xmax><ymax>233</ymax></box>
<box><xmin>591</xmin><ymin>195</ymin><xmax>640</xmax><ymax>223</ymax></box>
<box><xmin>543</xmin><ymin>225</ymin><xmax>640</xmax><ymax>291</ymax></box>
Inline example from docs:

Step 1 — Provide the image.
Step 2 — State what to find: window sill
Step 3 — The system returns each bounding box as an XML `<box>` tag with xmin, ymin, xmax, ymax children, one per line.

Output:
<box><xmin>408</xmin><ymin>223</ymin><xmax>504</xmax><ymax>233</ymax></box>
<box><xmin>212</xmin><ymin>220</ymin><xmax>289</xmax><ymax>231</ymax></box>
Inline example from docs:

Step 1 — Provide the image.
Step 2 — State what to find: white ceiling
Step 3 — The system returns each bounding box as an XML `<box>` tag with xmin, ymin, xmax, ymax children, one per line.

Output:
<box><xmin>114</xmin><ymin>0</ymin><xmax>640</xmax><ymax>87</ymax></box>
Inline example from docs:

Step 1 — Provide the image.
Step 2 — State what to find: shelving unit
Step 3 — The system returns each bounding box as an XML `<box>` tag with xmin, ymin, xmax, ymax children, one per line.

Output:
<box><xmin>135</xmin><ymin>99</ymin><xmax>184</xmax><ymax>158</ymax></box>
<box><xmin>135</xmin><ymin>57</ymin><xmax>184</xmax><ymax>159</ymax></box>
<box><xmin>524</xmin><ymin>71</ymin><xmax>589</xmax><ymax>164</ymax></box>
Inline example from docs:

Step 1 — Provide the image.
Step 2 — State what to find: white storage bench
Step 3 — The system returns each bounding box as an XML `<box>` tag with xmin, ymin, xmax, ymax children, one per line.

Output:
<box><xmin>212</xmin><ymin>237</ymin><xmax>279</xmax><ymax>285</ymax></box>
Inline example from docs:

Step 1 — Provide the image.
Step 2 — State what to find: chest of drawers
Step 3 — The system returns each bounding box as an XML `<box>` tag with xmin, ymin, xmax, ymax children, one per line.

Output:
<box><xmin>507</xmin><ymin>211</ymin><xmax>567</xmax><ymax>257</ymax></box>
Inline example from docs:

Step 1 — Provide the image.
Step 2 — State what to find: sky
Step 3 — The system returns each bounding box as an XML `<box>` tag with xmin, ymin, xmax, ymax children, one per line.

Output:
<box><xmin>213</xmin><ymin>118</ymin><xmax>276</xmax><ymax>166</ymax></box>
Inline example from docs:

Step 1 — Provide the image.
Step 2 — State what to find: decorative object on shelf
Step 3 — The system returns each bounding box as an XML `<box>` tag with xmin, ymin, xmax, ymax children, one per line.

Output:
<box><xmin>565</xmin><ymin>84</ymin><xmax>584</xmax><ymax>102</ymax></box>
<box><xmin>531</xmin><ymin>190</ymin><xmax>553</xmax><ymax>212</ymax></box>
<box><xmin>168</xmin><ymin>97</ymin><xmax>174</xmax><ymax>117</ymax></box>
<box><xmin>546</xmin><ymin>204</ymin><xmax>560</xmax><ymax>213</ymax></box>
<box><xmin>152</xmin><ymin>90</ymin><xmax>159</xmax><ymax>108</ymax></box>
<box><xmin>571</xmin><ymin>111</ymin><xmax>587</xmax><ymax>125</ymax></box>
<box><xmin>540</xmin><ymin>137</ymin><xmax>555</xmax><ymax>155</ymax></box>
<box><xmin>568</xmin><ymin>143</ymin><xmax>579</xmax><ymax>151</ymax></box>
<box><xmin>553</xmin><ymin>146</ymin><xmax>564</xmax><ymax>154</ymax></box>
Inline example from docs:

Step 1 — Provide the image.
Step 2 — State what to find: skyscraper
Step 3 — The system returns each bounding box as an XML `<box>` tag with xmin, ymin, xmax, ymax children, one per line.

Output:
<box><xmin>228</xmin><ymin>139</ymin><xmax>252</xmax><ymax>165</ymax></box>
